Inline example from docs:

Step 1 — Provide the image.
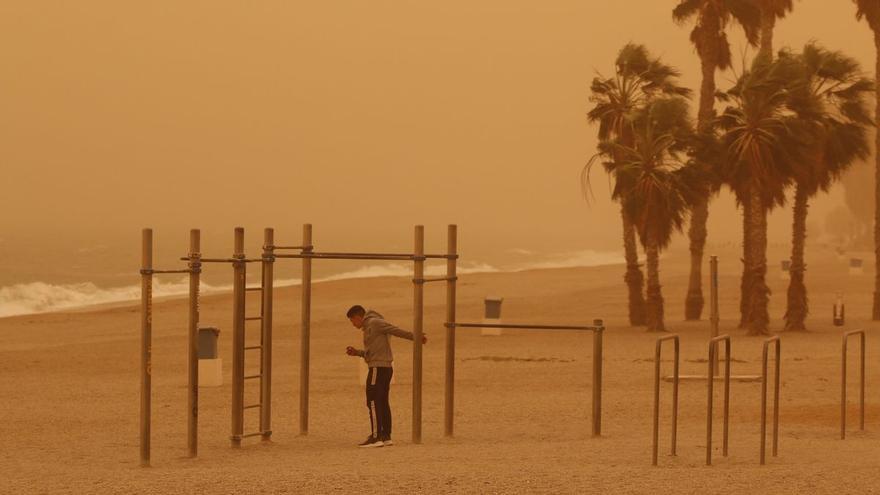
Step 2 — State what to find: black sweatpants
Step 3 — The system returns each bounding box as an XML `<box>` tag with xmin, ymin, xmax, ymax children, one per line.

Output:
<box><xmin>366</xmin><ymin>366</ymin><xmax>393</xmax><ymax>439</ymax></box>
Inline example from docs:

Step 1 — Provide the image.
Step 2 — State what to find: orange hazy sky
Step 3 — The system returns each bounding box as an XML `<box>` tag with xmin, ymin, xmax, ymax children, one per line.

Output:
<box><xmin>0</xmin><ymin>1</ymin><xmax>874</xmax><ymax>281</ymax></box>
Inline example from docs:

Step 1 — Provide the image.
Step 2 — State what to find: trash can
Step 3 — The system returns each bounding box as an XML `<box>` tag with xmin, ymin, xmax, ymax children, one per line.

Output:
<box><xmin>198</xmin><ymin>327</ymin><xmax>222</xmax><ymax>387</ymax></box>
<box><xmin>849</xmin><ymin>258</ymin><xmax>864</xmax><ymax>275</ymax></box>
<box><xmin>482</xmin><ymin>297</ymin><xmax>504</xmax><ymax>336</ymax></box>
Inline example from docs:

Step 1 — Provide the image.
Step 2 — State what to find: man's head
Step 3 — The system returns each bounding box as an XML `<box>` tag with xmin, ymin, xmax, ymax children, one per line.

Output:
<box><xmin>347</xmin><ymin>305</ymin><xmax>366</xmax><ymax>329</ymax></box>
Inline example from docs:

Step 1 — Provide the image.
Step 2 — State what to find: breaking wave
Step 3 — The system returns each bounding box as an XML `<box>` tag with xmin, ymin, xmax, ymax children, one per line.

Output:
<box><xmin>0</xmin><ymin>251</ymin><xmax>620</xmax><ymax>318</ymax></box>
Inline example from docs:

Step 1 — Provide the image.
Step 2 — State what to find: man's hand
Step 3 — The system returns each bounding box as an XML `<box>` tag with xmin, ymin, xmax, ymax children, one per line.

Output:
<box><xmin>421</xmin><ymin>335</ymin><xmax>428</xmax><ymax>344</ymax></box>
<box><xmin>345</xmin><ymin>346</ymin><xmax>359</xmax><ymax>356</ymax></box>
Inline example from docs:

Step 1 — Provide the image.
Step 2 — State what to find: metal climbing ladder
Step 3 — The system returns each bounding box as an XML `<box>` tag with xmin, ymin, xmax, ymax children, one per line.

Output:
<box><xmin>231</xmin><ymin>228</ymin><xmax>274</xmax><ymax>446</ymax></box>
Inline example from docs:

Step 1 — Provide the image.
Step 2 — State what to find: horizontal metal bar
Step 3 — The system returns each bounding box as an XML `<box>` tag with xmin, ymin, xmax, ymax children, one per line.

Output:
<box><xmin>447</xmin><ymin>322</ymin><xmax>603</xmax><ymax>332</ymax></box>
<box><xmin>244</xmin><ymin>374</ymin><xmax>262</xmax><ymax>380</ymax></box>
<box><xmin>244</xmin><ymin>404</ymin><xmax>262</xmax><ymax>410</ymax></box>
<box><xmin>270</xmin><ymin>245</ymin><xmax>311</xmax><ymax>250</ymax></box>
<box><xmin>415</xmin><ymin>276</ymin><xmax>458</xmax><ymax>283</ymax></box>
<box><xmin>244</xmin><ymin>345</ymin><xmax>262</xmax><ymax>351</ymax></box>
<box><xmin>273</xmin><ymin>253</ymin><xmax>418</xmax><ymax>261</ymax></box>
<box><xmin>140</xmin><ymin>269</ymin><xmax>192</xmax><ymax>275</ymax></box>
<box><xmin>245</xmin><ymin>316</ymin><xmax>262</xmax><ymax>321</ymax></box>
<box><xmin>310</xmin><ymin>251</ymin><xmax>457</xmax><ymax>259</ymax></box>
<box><xmin>240</xmin><ymin>432</ymin><xmax>265</xmax><ymax>439</ymax></box>
<box><xmin>245</xmin><ymin>287</ymin><xmax>263</xmax><ymax>292</ymax></box>
<box><xmin>180</xmin><ymin>257</ymin><xmax>262</xmax><ymax>263</ymax></box>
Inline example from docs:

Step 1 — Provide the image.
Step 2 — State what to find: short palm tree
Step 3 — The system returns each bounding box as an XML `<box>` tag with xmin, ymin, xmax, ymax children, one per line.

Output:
<box><xmin>599</xmin><ymin>97</ymin><xmax>702</xmax><ymax>332</ymax></box>
<box><xmin>853</xmin><ymin>0</ymin><xmax>880</xmax><ymax>320</ymax></box>
<box><xmin>673</xmin><ymin>0</ymin><xmax>761</xmax><ymax>321</ymax></box>
<box><xmin>585</xmin><ymin>44</ymin><xmax>691</xmax><ymax>327</ymax></box>
<box><xmin>716</xmin><ymin>59</ymin><xmax>809</xmax><ymax>335</ymax></box>
<box><xmin>780</xmin><ymin>43</ymin><xmax>873</xmax><ymax>331</ymax></box>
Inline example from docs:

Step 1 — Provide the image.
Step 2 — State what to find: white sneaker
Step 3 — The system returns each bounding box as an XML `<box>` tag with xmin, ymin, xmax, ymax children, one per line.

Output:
<box><xmin>382</xmin><ymin>438</ymin><xmax>394</xmax><ymax>446</ymax></box>
<box><xmin>358</xmin><ymin>436</ymin><xmax>384</xmax><ymax>448</ymax></box>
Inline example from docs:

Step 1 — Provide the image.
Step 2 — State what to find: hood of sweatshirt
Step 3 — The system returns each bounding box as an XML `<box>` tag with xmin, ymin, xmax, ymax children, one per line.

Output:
<box><xmin>363</xmin><ymin>310</ymin><xmax>383</xmax><ymax>325</ymax></box>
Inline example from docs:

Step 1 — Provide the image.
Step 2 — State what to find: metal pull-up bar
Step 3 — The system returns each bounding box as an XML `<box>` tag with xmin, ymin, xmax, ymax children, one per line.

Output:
<box><xmin>443</xmin><ymin>318</ymin><xmax>606</xmax><ymax>438</ymax></box>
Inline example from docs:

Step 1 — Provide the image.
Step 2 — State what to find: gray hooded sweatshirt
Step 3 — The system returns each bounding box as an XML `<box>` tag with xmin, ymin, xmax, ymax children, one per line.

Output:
<box><xmin>355</xmin><ymin>310</ymin><xmax>414</xmax><ymax>367</ymax></box>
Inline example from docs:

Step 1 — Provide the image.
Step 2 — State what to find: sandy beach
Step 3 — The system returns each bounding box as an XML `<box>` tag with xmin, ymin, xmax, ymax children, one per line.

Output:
<box><xmin>1</xmin><ymin>244</ymin><xmax>878</xmax><ymax>494</ymax></box>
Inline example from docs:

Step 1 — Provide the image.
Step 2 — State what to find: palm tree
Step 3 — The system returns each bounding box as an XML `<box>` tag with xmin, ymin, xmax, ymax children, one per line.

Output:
<box><xmin>716</xmin><ymin>59</ymin><xmax>809</xmax><ymax>335</ymax></box>
<box><xmin>585</xmin><ymin>44</ymin><xmax>691</xmax><ymax>326</ymax></box>
<box><xmin>601</xmin><ymin>98</ymin><xmax>701</xmax><ymax>331</ymax></box>
<box><xmin>780</xmin><ymin>43</ymin><xmax>873</xmax><ymax>331</ymax></box>
<box><xmin>673</xmin><ymin>0</ymin><xmax>761</xmax><ymax>321</ymax></box>
<box><xmin>737</xmin><ymin>0</ymin><xmax>794</xmax><ymax>328</ymax></box>
<box><xmin>853</xmin><ymin>0</ymin><xmax>880</xmax><ymax>320</ymax></box>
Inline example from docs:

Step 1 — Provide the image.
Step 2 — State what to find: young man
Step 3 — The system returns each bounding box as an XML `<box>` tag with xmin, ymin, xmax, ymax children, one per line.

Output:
<box><xmin>345</xmin><ymin>305</ymin><xmax>427</xmax><ymax>448</ymax></box>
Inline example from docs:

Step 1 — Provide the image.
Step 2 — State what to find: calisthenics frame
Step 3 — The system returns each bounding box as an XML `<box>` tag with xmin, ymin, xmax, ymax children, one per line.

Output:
<box><xmin>139</xmin><ymin>224</ymin><xmax>455</xmax><ymax>465</ymax></box>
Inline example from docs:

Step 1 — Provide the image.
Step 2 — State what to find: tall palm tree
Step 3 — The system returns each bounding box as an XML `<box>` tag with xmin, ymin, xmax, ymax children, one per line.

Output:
<box><xmin>716</xmin><ymin>59</ymin><xmax>809</xmax><ymax>335</ymax></box>
<box><xmin>738</xmin><ymin>0</ymin><xmax>795</xmax><ymax>328</ymax></box>
<box><xmin>853</xmin><ymin>0</ymin><xmax>880</xmax><ymax>320</ymax></box>
<box><xmin>600</xmin><ymin>98</ymin><xmax>701</xmax><ymax>331</ymax></box>
<box><xmin>780</xmin><ymin>43</ymin><xmax>873</xmax><ymax>331</ymax></box>
<box><xmin>673</xmin><ymin>0</ymin><xmax>761</xmax><ymax>321</ymax></box>
<box><xmin>586</xmin><ymin>44</ymin><xmax>691</xmax><ymax>326</ymax></box>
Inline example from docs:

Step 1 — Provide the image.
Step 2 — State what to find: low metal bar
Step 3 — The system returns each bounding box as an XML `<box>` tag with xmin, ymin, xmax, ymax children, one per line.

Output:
<box><xmin>301</xmin><ymin>250</ymin><xmax>457</xmax><ymax>259</ymax></box>
<box><xmin>245</xmin><ymin>316</ymin><xmax>262</xmax><ymax>321</ymax></box>
<box><xmin>841</xmin><ymin>329</ymin><xmax>866</xmax><ymax>439</ymax></box>
<box><xmin>761</xmin><ymin>336</ymin><xmax>781</xmax><ymax>465</ymax></box>
<box><xmin>448</xmin><ymin>322</ymin><xmax>603</xmax><ymax>332</ymax></box>
<box><xmin>239</xmin><ymin>432</ymin><xmax>265</xmax><ymax>439</ymax></box>
<box><xmin>707</xmin><ymin>334</ymin><xmax>731</xmax><ymax>466</ymax></box>
<box><xmin>182</xmin><ymin>257</ymin><xmax>263</xmax><ymax>263</ymax></box>
<box><xmin>244</xmin><ymin>345</ymin><xmax>262</xmax><ymax>351</ymax></box>
<box><xmin>244</xmin><ymin>404</ymin><xmax>262</xmax><ymax>410</ymax></box>
<box><xmin>245</xmin><ymin>374</ymin><xmax>262</xmax><ymax>380</ymax></box>
<box><xmin>273</xmin><ymin>253</ymin><xmax>416</xmax><ymax>261</ymax></box>
<box><xmin>270</xmin><ymin>245</ymin><xmax>310</xmax><ymax>250</ymax></box>
<box><xmin>245</xmin><ymin>287</ymin><xmax>263</xmax><ymax>292</ymax></box>
<box><xmin>653</xmin><ymin>334</ymin><xmax>679</xmax><ymax>466</ymax></box>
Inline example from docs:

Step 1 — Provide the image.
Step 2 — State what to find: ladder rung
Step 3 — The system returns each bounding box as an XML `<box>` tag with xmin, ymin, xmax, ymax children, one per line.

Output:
<box><xmin>244</xmin><ymin>345</ymin><xmax>262</xmax><ymax>351</ymax></box>
<box><xmin>245</xmin><ymin>287</ymin><xmax>263</xmax><ymax>292</ymax></box>
<box><xmin>244</xmin><ymin>374</ymin><xmax>262</xmax><ymax>380</ymax></box>
<box><xmin>244</xmin><ymin>404</ymin><xmax>262</xmax><ymax>410</ymax></box>
<box><xmin>245</xmin><ymin>316</ymin><xmax>262</xmax><ymax>321</ymax></box>
<box><xmin>241</xmin><ymin>432</ymin><xmax>264</xmax><ymax>439</ymax></box>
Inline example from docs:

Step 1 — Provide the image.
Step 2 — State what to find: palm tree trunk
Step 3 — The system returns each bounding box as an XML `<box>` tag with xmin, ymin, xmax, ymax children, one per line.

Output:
<box><xmin>873</xmin><ymin>33</ymin><xmax>880</xmax><ymax>320</ymax></box>
<box><xmin>739</xmin><ymin>189</ymin><xmax>752</xmax><ymax>328</ymax></box>
<box><xmin>622</xmin><ymin>206</ymin><xmax>647</xmax><ymax>326</ymax></box>
<box><xmin>785</xmin><ymin>184</ymin><xmax>809</xmax><ymax>331</ymax></box>
<box><xmin>645</xmin><ymin>235</ymin><xmax>665</xmax><ymax>332</ymax></box>
<box><xmin>747</xmin><ymin>190</ymin><xmax>771</xmax><ymax>335</ymax></box>
<box><xmin>758</xmin><ymin>5</ymin><xmax>775</xmax><ymax>61</ymax></box>
<box><xmin>685</xmin><ymin>52</ymin><xmax>717</xmax><ymax>321</ymax></box>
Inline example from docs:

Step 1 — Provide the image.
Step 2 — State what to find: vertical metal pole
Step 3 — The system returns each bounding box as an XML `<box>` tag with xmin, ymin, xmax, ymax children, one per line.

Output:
<box><xmin>444</xmin><ymin>225</ymin><xmax>457</xmax><ymax>438</ymax></box>
<box><xmin>841</xmin><ymin>335</ymin><xmax>848</xmax><ymax>440</ymax></box>
<box><xmin>187</xmin><ymin>229</ymin><xmax>201</xmax><ymax>458</ymax></box>
<box><xmin>761</xmin><ymin>343</ymin><xmax>769</xmax><ymax>465</ymax></box>
<box><xmin>652</xmin><ymin>340</ymin><xmax>662</xmax><ymax>466</ymax></box>
<box><xmin>710</xmin><ymin>256</ymin><xmax>720</xmax><ymax>377</ymax></box>
<box><xmin>859</xmin><ymin>332</ymin><xmax>865</xmax><ymax>431</ymax></box>
<box><xmin>671</xmin><ymin>338</ymin><xmax>679</xmax><ymax>457</ymax></box>
<box><xmin>412</xmin><ymin>225</ymin><xmax>425</xmax><ymax>444</ymax></box>
<box><xmin>591</xmin><ymin>319</ymin><xmax>604</xmax><ymax>437</ymax></box>
<box><xmin>300</xmin><ymin>224</ymin><xmax>312</xmax><ymax>436</ymax></box>
<box><xmin>231</xmin><ymin>227</ymin><xmax>246</xmax><ymax>447</ymax></box>
<box><xmin>722</xmin><ymin>338</ymin><xmax>730</xmax><ymax>457</ymax></box>
<box><xmin>261</xmin><ymin>228</ymin><xmax>274</xmax><ymax>441</ymax></box>
<box><xmin>706</xmin><ymin>342</ymin><xmax>715</xmax><ymax>466</ymax></box>
<box><xmin>140</xmin><ymin>229</ymin><xmax>153</xmax><ymax>467</ymax></box>
<box><xmin>773</xmin><ymin>340</ymin><xmax>780</xmax><ymax>457</ymax></box>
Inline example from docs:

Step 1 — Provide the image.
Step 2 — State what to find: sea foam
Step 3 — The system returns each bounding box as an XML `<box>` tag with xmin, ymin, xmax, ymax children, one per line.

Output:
<box><xmin>0</xmin><ymin>251</ymin><xmax>620</xmax><ymax>318</ymax></box>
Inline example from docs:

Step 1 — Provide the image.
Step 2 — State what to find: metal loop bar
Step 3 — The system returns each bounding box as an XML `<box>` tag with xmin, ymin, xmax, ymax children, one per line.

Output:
<box><xmin>761</xmin><ymin>336</ymin><xmax>781</xmax><ymax>465</ymax></box>
<box><xmin>842</xmin><ymin>329</ymin><xmax>866</xmax><ymax>440</ymax></box>
<box><xmin>707</xmin><ymin>335</ymin><xmax>731</xmax><ymax>466</ymax></box>
<box><xmin>446</xmin><ymin>322</ymin><xmax>604</xmax><ymax>332</ymax></box>
<box><xmin>653</xmin><ymin>335</ymin><xmax>679</xmax><ymax>466</ymax></box>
